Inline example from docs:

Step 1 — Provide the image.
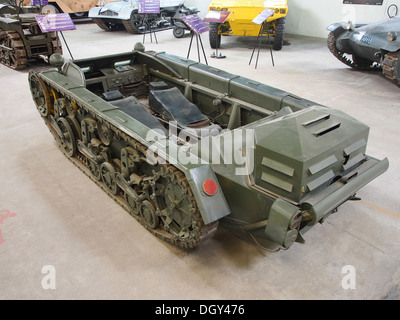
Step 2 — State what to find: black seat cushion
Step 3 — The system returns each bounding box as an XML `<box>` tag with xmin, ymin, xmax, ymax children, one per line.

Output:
<box><xmin>110</xmin><ymin>96</ymin><xmax>168</xmax><ymax>135</ymax></box>
<box><xmin>149</xmin><ymin>87</ymin><xmax>208</xmax><ymax>127</ymax></box>
<box><xmin>102</xmin><ymin>90</ymin><xmax>124</xmax><ymax>101</ymax></box>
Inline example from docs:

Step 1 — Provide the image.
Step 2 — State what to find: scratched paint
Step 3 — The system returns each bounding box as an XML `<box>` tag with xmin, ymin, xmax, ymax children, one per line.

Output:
<box><xmin>0</xmin><ymin>210</ymin><xmax>17</xmax><ymax>245</ymax></box>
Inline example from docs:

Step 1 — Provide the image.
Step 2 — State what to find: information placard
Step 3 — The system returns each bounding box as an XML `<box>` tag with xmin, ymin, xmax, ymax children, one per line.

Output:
<box><xmin>343</xmin><ymin>0</ymin><xmax>383</xmax><ymax>5</ymax></box>
<box><xmin>203</xmin><ymin>10</ymin><xmax>231</xmax><ymax>23</ymax></box>
<box><xmin>31</xmin><ymin>0</ymin><xmax>49</xmax><ymax>5</ymax></box>
<box><xmin>252</xmin><ymin>8</ymin><xmax>275</xmax><ymax>25</ymax></box>
<box><xmin>181</xmin><ymin>14</ymin><xmax>210</xmax><ymax>34</ymax></box>
<box><xmin>35</xmin><ymin>13</ymin><xmax>76</xmax><ymax>32</ymax></box>
<box><xmin>138</xmin><ymin>0</ymin><xmax>161</xmax><ymax>14</ymax></box>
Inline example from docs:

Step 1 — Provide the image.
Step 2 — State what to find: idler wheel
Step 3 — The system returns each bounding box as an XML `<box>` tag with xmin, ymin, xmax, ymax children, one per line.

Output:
<box><xmin>29</xmin><ymin>74</ymin><xmax>52</xmax><ymax>117</ymax></box>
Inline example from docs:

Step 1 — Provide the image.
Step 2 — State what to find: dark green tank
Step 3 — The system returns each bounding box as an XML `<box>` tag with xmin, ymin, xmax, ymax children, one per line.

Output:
<box><xmin>28</xmin><ymin>44</ymin><xmax>389</xmax><ymax>250</ymax></box>
<box><xmin>0</xmin><ymin>2</ymin><xmax>62</xmax><ymax>69</ymax></box>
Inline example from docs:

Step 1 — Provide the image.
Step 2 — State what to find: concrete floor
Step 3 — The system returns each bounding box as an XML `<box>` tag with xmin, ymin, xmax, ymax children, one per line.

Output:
<box><xmin>1</xmin><ymin>22</ymin><xmax>399</xmax><ymax>300</ymax></box>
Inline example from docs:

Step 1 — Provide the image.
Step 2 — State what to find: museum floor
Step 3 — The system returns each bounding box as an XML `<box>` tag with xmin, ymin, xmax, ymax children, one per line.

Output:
<box><xmin>0</xmin><ymin>21</ymin><xmax>399</xmax><ymax>300</ymax></box>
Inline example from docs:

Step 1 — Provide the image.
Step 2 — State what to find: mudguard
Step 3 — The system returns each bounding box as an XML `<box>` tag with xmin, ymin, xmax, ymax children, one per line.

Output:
<box><xmin>115</xmin><ymin>4</ymin><xmax>136</xmax><ymax>20</ymax></box>
<box><xmin>327</xmin><ymin>22</ymin><xmax>345</xmax><ymax>34</ymax></box>
<box><xmin>174</xmin><ymin>20</ymin><xmax>187</xmax><ymax>29</ymax></box>
<box><xmin>185</xmin><ymin>165</ymin><xmax>231</xmax><ymax>225</ymax></box>
<box><xmin>0</xmin><ymin>4</ymin><xmax>14</xmax><ymax>14</ymax></box>
<box><xmin>327</xmin><ymin>22</ymin><xmax>367</xmax><ymax>39</ymax></box>
<box><xmin>381</xmin><ymin>42</ymin><xmax>400</xmax><ymax>53</ymax></box>
<box><xmin>88</xmin><ymin>6</ymin><xmax>101</xmax><ymax>17</ymax></box>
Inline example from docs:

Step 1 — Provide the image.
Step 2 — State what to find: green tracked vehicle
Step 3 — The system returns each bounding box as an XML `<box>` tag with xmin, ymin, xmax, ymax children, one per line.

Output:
<box><xmin>0</xmin><ymin>1</ymin><xmax>62</xmax><ymax>70</ymax></box>
<box><xmin>28</xmin><ymin>44</ymin><xmax>388</xmax><ymax>250</ymax></box>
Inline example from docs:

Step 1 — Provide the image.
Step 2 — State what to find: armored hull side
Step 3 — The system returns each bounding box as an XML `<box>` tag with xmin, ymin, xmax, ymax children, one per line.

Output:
<box><xmin>28</xmin><ymin>47</ymin><xmax>388</xmax><ymax>250</ymax></box>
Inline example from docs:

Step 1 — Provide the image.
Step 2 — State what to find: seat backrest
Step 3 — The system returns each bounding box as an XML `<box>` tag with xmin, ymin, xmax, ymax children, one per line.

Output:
<box><xmin>149</xmin><ymin>87</ymin><xmax>209</xmax><ymax>127</ymax></box>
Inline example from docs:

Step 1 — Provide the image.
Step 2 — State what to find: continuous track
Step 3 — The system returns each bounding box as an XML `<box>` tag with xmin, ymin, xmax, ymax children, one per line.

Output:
<box><xmin>32</xmin><ymin>75</ymin><xmax>219</xmax><ymax>250</ymax></box>
<box><xmin>382</xmin><ymin>50</ymin><xmax>400</xmax><ymax>86</ymax></box>
<box><xmin>0</xmin><ymin>29</ymin><xmax>27</xmax><ymax>69</ymax></box>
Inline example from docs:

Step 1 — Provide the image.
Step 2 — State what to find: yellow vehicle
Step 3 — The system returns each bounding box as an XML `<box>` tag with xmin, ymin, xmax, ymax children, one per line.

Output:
<box><xmin>208</xmin><ymin>0</ymin><xmax>288</xmax><ymax>50</ymax></box>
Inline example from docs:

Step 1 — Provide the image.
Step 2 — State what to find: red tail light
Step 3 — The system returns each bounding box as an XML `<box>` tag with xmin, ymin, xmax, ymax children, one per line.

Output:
<box><xmin>203</xmin><ymin>179</ymin><xmax>218</xmax><ymax>196</ymax></box>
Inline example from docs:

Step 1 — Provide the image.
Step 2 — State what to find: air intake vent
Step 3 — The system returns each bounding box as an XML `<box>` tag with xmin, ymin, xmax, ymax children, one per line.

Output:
<box><xmin>259</xmin><ymin>157</ymin><xmax>294</xmax><ymax>192</ymax></box>
<box><xmin>302</xmin><ymin>113</ymin><xmax>341</xmax><ymax>137</ymax></box>
<box><xmin>302</xmin><ymin>114</ymin><xmax>331</xmax><ymax>128</ymax></box>
<box><xmin>312</xmin><ymin>122</ymin><xmax>341</xmax><ymax>137</ymax></box>
<box><xmin>261</xmin><ymin>157</ymin><xmax>294</xmax><ymax>177</ymax></box>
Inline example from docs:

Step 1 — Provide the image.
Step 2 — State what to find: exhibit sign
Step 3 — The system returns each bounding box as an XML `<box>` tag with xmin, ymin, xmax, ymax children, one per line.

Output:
<box><xmin>203</xmin><ymin>10</ymin><xmax>231</xmax><ymax>23</ymax></box>
<box><xmin>343</xmin><ymin>1</ymin><xmax>383</xmax><ymax>5</ymax></box>
<box><xmin>138</xmin><ymin>0</ymin><xmax>161</xmax><ymax>14</ymax></box>
<box><xmin>181</xmin><ymin>14</ymin><xmax>210</xmax><ymax>34</ymax></box>
<box><xmin>252</xmin><ymin>8</ymin><xmax>275</xmax><ymax>25</ymax></box>
<box><xmin>35</xmin><ymin>13</ymin><xmax>76</xmax><ymax>32</ymax></box>
<box><xmin>31</xmin><ymin>0</ymin><xmax>48</xmax><ymax>5</ymax></box>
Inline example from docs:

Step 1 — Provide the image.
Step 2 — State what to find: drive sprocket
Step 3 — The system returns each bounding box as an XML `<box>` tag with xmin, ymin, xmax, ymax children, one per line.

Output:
<box><xmin>153</xmin><ymin>165</ymin><xmax>218</xmax><ymax>249</ymax></box>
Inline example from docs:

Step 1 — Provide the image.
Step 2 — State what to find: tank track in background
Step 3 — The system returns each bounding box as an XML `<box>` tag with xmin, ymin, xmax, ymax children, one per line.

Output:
<box><xmin>34</xmin><ymin>76</ymin><xmax>219</xmax><ymax>250</ymax></box>
<box><xmin>122</xmin><ymin>19</ymin><xmax>140</xmax><ymax>34</ymax></box>
<box><xmin>382</xmin><ymin>51</ymin><xmax>400</xmax><ymax>86</ymax></box>
<box><xmin>327</xmin><ymin>31</ymin><xmax>381</xmax><ymax>71</ymax></box>
<box><xmin>0</xmin><ymin>29</ymin><xmax>27</xmax><ymax>70</ymax></box>
<box><xmin>92</xmin><ymin>18</ymin><xmax>113</xmax><ymax>31</ymax></box>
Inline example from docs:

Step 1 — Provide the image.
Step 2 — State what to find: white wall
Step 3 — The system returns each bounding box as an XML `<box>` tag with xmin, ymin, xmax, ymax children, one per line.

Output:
<box><xmin>285</xmin><ymin>0</ymin><xmax>400</xmax><ymax>38</ymax></box>
<box><xmin>184</xmin><ymin>0</ymin><xmax>210</xmax><ymax>18</ymax></box>
<box><xmin>187</xmin><ymin>0</ymin><xmax>400</xmax><ymax>39</ymax></box>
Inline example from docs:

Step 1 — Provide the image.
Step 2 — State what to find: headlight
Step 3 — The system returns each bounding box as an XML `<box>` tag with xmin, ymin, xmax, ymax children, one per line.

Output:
<box><xmin>387</xmin><ymin>31</ymin><xmax>397</xmax><ymax>41</ymax></box>
<box><xmin>342</xmin><ymin>21</ymin><xmax>354</xmax><ymax>31</ymax></box>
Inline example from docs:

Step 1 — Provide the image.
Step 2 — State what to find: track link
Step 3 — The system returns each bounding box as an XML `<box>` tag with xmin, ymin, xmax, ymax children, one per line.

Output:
<box><xmin>382</xmin><ymin>51</ymin><xmax>400</xmax><ymax>86</ymax></box>
<box><xmin>92</xmin><ymin>18</ymin><xmax>113</xmax><ymax>32</ymax></box>
<box><xmin>0</xmin><ymin>29</ymin><xmax>27</xmax><ymax>70</ymax></box>
<box><xmin>122</xmin><ymin>19</ymin><xmax>140</xmax><ymax>34</ymax></box>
